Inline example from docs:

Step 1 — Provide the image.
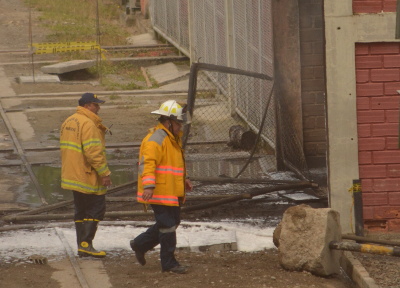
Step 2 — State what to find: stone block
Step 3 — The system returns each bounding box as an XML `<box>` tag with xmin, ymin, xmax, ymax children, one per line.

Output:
<box><xmin>278</xmin><ymin>204</ymin><xmax>342</xmax><ymax>276</ymax></box>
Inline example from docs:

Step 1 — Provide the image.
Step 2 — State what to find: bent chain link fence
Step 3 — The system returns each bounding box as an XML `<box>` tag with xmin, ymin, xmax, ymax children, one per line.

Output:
<box><xmin>182</xmin><ymin>63</ymin><xmax>310</xmax><ymax>196</ymax></box>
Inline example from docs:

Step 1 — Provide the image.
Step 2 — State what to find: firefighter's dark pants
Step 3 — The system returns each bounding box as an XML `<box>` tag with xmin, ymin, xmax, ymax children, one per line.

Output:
<box><xmin>73</xmin><ymin>191</ymin><xmax>106</xmax><ymax>246</ymax></box>
<box><xmin>133</xmin><ymin>204</ymin><xmax>181</xmax><ymax>271</ymax></box>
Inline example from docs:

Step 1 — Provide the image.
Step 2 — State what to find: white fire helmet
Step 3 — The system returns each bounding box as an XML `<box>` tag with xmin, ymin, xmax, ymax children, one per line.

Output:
<box><xmin>151</xmin><ymin>100</ymin><xmax>190</xmax><ymax>124</ymax></box>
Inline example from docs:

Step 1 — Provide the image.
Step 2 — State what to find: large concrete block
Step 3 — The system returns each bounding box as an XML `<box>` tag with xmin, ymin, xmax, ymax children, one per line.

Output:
<box><xmin>126</xmin><ymin>33</ymin><xmax>157</xmax><ymax>46</ymax></box>
<box><xmin>17</xmin><ymin>75</ymin><xmax>60</xmax><ymax>83</ymax></box>
<box><xmin>41</xmin><ymin>60</ymin><xmax>95</xmax><ymax>74</ymax></box>
<box><xmin>145</xmin><ymin>62</ymin><xmax>190</xmax><ymax>86</ymax></box>
<box><xmin>278</xmin><ymin>204</ymin><xmax>342</xmax><ymax>276</ymax></box>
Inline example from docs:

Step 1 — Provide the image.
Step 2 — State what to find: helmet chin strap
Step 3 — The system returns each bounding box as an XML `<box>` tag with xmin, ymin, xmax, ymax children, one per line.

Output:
<box><xmin>168</xmin><ymin>120</ymin><xmax>174</xmax><ymax>135</ymax></box>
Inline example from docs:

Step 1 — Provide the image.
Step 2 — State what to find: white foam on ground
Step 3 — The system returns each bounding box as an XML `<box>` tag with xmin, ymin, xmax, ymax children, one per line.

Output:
<box><xmin>0</xmin><ymin>221</ymin><xmax>276</xmax><ymax>263</ymax></box>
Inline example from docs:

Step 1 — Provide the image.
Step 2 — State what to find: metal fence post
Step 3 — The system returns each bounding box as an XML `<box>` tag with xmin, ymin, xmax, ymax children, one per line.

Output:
<box><xmin>188</xmin><ymin>0</ymin><xmax>194</xmax><ymax>63</ymax></box>
<box><xmin>225</xmin><ymin>0</ymin><xmax>235</xmax><ymax>115</ymax></box>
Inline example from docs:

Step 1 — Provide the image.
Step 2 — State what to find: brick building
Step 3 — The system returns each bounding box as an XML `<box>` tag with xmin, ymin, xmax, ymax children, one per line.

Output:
<box><xmin>326</xmin><ymin>1</ymin><xmax>400</xmax><ymax>233</ymax></box>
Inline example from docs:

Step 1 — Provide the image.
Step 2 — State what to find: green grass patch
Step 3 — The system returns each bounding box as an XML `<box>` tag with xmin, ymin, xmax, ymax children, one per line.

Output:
<box><xmin>25</xmin><ymin>0</ymin><xmax>129</xmax><ymax>45</ymax></box>
<box><xmin>89</xmin><ymin>61</ymin><xmax>154</xmax><ymax>90</ymax></box>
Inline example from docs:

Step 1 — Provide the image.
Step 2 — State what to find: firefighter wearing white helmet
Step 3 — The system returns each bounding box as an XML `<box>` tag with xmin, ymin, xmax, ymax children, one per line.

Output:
<box><xmin>151</xmin><ymin>99</ymin><xmax>185</xmax><ymax>123</ymax></box>
<box><xmin>130</xmin><ymin>100</ymin><xmax>193</xmax><ymax>274</ymax></box>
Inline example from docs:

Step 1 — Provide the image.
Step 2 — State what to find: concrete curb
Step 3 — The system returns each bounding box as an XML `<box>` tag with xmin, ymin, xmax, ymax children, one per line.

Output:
<box><xmin>341</xmin><ymin>251</ymin><xmax>379</xmax><ymax>288</ymax></box>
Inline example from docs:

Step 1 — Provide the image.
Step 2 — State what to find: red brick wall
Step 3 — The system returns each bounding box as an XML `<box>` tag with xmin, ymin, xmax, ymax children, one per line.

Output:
<box><xmin>353</xmin><ymin>0</ymin><xmax>396</xmax><ymax>13</ymax></box>
<box><xmin>356</xmin><ymin>42</ymin><xmax>400</xmax><ymax>231</ymax></box>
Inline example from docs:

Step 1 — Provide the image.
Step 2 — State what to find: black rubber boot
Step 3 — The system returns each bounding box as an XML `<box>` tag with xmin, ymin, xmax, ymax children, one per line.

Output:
<box><xmin>78</xmin><ymin>220</ymin><xmax>106</xmax><ymax>258</ymax></box>
<box><xmin>75</xmin><ymin>221</ymin><xmax>84</xmax><ymax>247</ymax></box>
<box><xmin>130</xmin><ymin>240</ymin><xmax>146</xmax><ymax>266</ymax></box>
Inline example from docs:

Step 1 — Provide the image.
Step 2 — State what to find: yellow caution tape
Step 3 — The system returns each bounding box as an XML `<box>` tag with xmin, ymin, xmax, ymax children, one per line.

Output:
<box><xmin>348</xmin><ymin>183</ymin><xmax>362</xmax><ymax>193</ymax></box>
<box><xmin>31</xmin><ymin>42</ymin><xmax>106</xmax><ymax>59</ymax></box>
<box><xmin>32</xmin><ymin>41</ymin><xmax>98</xmax><ymax>48</ymax></box>
<box><xmin>34</xmin><ymin>46</ymin><xmax>101</xmax><ymax>54</ymax></box>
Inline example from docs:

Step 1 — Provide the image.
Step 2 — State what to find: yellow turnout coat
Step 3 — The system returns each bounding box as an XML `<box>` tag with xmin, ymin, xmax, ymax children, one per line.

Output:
<box><xmin>137</xmin><ymin>123</ymin><xmax>186</xmax><ymax>206</ymax></box>
<box><xmin>60</xmin><ymin>106</ymin><xmax>111</xmax><ymax>195</ymax></box>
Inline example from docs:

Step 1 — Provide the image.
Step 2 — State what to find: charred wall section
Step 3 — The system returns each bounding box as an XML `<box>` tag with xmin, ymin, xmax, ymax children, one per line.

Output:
<box><xmin>298</xmin><ymin>0</ymin><xmax>327</xmax><ymax>168</ymax></box>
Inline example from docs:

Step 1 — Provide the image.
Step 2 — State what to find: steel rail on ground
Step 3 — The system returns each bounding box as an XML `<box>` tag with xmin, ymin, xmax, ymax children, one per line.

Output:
<box><xmin>0</xmin><ymin>100</ymin><xmax>47</xmax><ymax>204</ymax></box>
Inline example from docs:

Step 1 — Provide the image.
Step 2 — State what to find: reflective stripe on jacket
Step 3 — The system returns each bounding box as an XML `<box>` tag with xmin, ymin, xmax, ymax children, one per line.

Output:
<box><xmin>137</xmin><ymin>123</ymin><xmax>186</xmax><ymax>206</ymax></box>
<box><xmin>60</xmin><ymin>106</ymin><xmax>110</xmax><ymax>195</ymax></box>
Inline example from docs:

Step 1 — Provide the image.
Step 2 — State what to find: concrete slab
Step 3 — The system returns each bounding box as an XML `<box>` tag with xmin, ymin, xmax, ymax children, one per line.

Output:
<box><xmin>146</xmin><ymin>62</ymin><xmax>190</xmax><ymax>86</ymax></box>
<box><xmin>79</xmin><ymin>260</ymin><xmax>113</xmax><ymax>288</ymax></box>
<box><xmin>126</xmin><ymin>33</ymin><xmax>158</xmax><ymax>46</ymax></box>
<box><xmin>17</xmin><ymin>75</ymin><xmax>60</xmax><ymax>83</ymax></box>
<box><xmin>41</xmin><ymin>60</ymin><xmax>95</xmax><ymax>74</ymax></box>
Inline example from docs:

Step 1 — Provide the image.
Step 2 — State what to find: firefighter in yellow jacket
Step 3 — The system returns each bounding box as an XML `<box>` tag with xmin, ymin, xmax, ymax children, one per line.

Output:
<box><xmin>130</xmin><ymin>100</ymin><xmax>193</xmax><ymax>274</ymax></box>
<box><xmin>60</xmin><ymin>92</ymin><xmax>112</xmax><ymax>258</ymax></box>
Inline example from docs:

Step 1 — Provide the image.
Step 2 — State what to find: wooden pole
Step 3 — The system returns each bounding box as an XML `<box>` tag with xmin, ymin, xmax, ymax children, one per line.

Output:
<box><xmin>183</xmin><ymin>181</ymin><xmax>315</xmax><ymax>212</ymax></box>
<box><xmin>2</xmin><ymin>210</ymin><xmax>152</xmax><ymax>222</ymax></box>
<box><xmin>28</xmin><ymin>5</ymin><xmax>35</xmax><ymax>83</ymax></box>
<box><xmin>141</xmin><ymin>67</ymin><xmax>152</xmax><ymax>87</ymax></box>
<box><xmin>190</xmin><ymin>177</ymin><xmax>307</xmax><ymax>185</ymax></box>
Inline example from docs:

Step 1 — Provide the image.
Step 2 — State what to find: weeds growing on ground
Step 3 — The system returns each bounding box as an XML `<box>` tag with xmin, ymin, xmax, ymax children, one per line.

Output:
<box><xmin>25</xmin><ymin>0</ymin><xmax>128</xmax><ymax>45</ymax></box>
<box><xmin>24</xmin><ymin>0</ymin><xmax>160</xmax><ymax>90</ymax></box>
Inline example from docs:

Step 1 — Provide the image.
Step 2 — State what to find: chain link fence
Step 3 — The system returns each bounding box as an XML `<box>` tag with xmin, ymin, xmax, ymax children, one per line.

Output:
<box><xmin>150</xmin><ymin>0</ymin><xmax>190</xmax><ymax>55</ymax></box>
<box><xmin>149</xmin><ymin>1</ymin><xmax>310</xmax><ymax>194</ymax></box>
<box><xmin>182</xmin><ymin>63</ymin><xmax>310</xmax><ymax>197</ymax></box>
<box><xmin>149</xmin><ymin>0</ymin><xmax>272</xmax><ymax>74</ymax></box>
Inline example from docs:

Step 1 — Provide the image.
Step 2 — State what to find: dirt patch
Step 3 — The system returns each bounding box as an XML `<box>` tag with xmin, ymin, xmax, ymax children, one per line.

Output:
<box><xmin>0</xmin><ymin>249</ymin><xmax>353</xmax><ymax>288</ymax></box>
<box><xmin>0</xmin><ymin>261</ymin><xmax>59</xmax><ymax>288</ymax></box>
<box><xmin>103</xmin><ymin>249</ymin><xmax>353</xmax><ymax>288</ymax></box>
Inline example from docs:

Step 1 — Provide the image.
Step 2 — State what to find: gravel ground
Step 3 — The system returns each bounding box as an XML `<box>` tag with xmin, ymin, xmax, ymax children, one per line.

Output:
<box><xmin>351</xmin><ymin>233</ymin><xmax>400</xmax><ymax>287</ymax></box>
